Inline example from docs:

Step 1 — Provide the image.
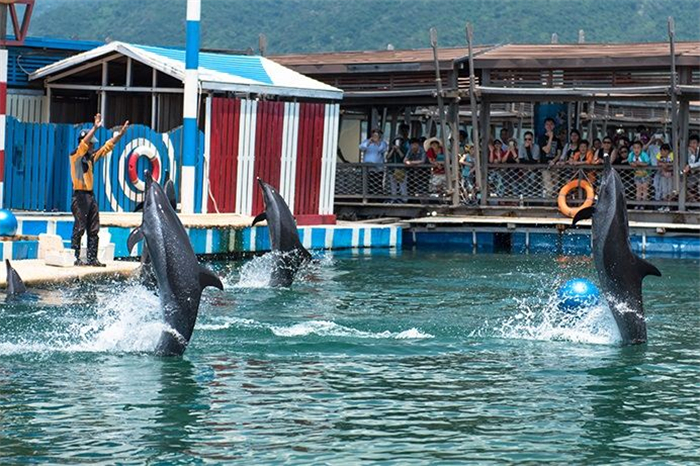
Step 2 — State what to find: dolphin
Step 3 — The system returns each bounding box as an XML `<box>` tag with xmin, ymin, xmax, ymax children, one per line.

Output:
<box><xmin>252</xmin><ymin>178</ymin><xmax>312</xmax><ymax>287</ymax></box>
<box><xmin>5</xmin><ymin>259</ymin><xmax>26</xmax><ymax>296</ymax></box>
<box><xmin>135</xmin><ymin>170</ymin><xmax>177</xmax><ymax>290</ymax></box>
<box><xmin>572</xmin><ymin>154</ymin><xmax>661</xmax><ymax>345</ymax></box>
<box><xmin>127</xmin><ymin>172</ymin><xmax>223</xmax><ymax>356</ymax></box>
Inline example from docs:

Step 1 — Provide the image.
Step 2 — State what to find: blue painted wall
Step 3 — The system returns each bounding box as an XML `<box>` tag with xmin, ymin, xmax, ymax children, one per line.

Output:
<box><xmin>4</xmin><ymin>118</ymin><xmax>205</xmax><ymax>212</ymax></box>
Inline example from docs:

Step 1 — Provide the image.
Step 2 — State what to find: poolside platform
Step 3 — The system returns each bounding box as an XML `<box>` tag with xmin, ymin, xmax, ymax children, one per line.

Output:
<box><xmin>4</xmin><ymin>212</ymin><xmax>402</xmax><ymax>261</ymax></box>
<box><xmin>0</xmin><ymin>259</ymin><xmax>139</xmax><ymax>287</ymax></box>
<box><xmin>403</xmin><ymin>214</ymin><xmax>700</xmax><ymax>257</ymax></box>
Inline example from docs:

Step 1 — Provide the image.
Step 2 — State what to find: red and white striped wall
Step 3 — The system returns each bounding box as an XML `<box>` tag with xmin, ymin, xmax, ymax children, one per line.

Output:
<box><xmin>206</xmin><ymin>97</ymin><xmax>340</xmax><ymax>224</ymax></box>
<box><xmin>0</xmin><ymin>49</ymin><xmax>7</xmax><ymax>208</ymax></box>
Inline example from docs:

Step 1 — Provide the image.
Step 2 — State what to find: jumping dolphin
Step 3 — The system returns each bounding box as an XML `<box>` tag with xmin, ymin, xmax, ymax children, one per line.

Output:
<box><xmin>252</xmin><ymin>178</ymin><xmax>312</xmax><ymax>287</ymax></box>
<box><xmin>572</xmin><ymin>154</ymin><xmax>661</xmax><ymax>345</ymax></box>
<box><xmin>135</xmin><ymin>170</ymin><xmax>177</xmax><ymax>289</ymax></box>
<box><xmin>5</xmin><ymin>259</ymin><xmax>26</xmax><ymax>296</ymax></box>
<box><xmin>127</xmin><ymin>172</ymin><xmax>223</xmax><ymax>356</ymax></box>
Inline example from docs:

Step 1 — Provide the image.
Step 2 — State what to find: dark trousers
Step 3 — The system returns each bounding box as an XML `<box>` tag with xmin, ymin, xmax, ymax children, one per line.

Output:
<box><xmin>71</xmin><ymin>190</ymin><xmax>100</xmax><ymax>260</ymax></box>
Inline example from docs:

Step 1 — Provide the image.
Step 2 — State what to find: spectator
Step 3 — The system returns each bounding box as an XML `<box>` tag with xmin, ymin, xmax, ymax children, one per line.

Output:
<box><xmin>592</xmin><ymin>138</ymin><xmax>602</xmax><ymax>153</ymax></box>
<box><xmin>656</xmin><ymin>143</ymin><xmax>674</xmax><ymax>209</ymax></box>
<box><xmin>359</xmin><ymin>128</ymin><xmax>388</xmax><ymax>195</ymax></box>
<box><xmin>645</xmin><ymin>133</ymin><xmax>664</xmax><ymax>202</ymax></box>
<box><xmin>538</xmin><ymin>118</ymin><xmax>563</xmax><ymax>196</ymax></box>
<box><xmin>628</xmin><ymin>140</ymin><xmax>651</xmax><ymax>209</ymax></box>
<box><xmin>558</xmin><ymin>129</ymin><xmax>581</xmax><ymax>165</ymax></box>
<box><xmin>424</xmin><ymin>137</ymin><xmax>446</xmax><ymax>195</ymax></box>
<box><xmin>489</xmin><ymin>139</ymin><xmax>506</xmax><ymax>163</ymax></box>
<box><xmin>596</xmin><ymin>136</ymin><xmax>617</xmax><ymax>164</ymax></box>
<box><xmin>503</xmin><ymin>138</ymin><xmax>519</xmax><ymax>163</ymax></box>
<box><xmin>459</xmin><ymin>144</ymin><xmax>475</xmax><ymax>195</ymax></box>
<box><xmin>386</xmin><ymin>137</ymin><xmax>407</xmax><ymax>202</ymax></box>
<box><xmin>500</xmin><ymin>128</ymin><xmax>511</xmax><ymax>146</ymax></box>
<box><xmin>568</xmin><ymin>139</ymin><xmax>593</xmax><ymax>166</ymax></box>
<box><xmin>520</xmin><ymin>131</ymin><xmax>540</xmax><ymax>164</ymax></box>
<box><xmin>613</xmin><ymin>137</ymin><xmax>630</xmax><ymax>164</ymax></box>
<box><xmin>404</xmin><ymin>137</ymin><xmax>428</xmax><ymax>197</ymax></box>
<box><xmin>683</xmin><ymin>134</ymin><xmax>700</xmax><ymax>202</ymax></box>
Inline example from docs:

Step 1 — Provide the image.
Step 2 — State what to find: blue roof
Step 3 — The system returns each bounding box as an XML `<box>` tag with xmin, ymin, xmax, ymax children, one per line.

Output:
<box><xmin>134</xmin><ymin>44</ymin><xmax>274</xmax><ymax>85</ymax></box>
<box><xmin>7</xmin><ymin>36</ymin><xmax>105</xmax><ymax>88</ymax></box>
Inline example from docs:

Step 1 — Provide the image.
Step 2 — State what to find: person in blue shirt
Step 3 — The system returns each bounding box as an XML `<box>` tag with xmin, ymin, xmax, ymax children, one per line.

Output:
<box><xmin>627</xmin><ymin>140</ymin><xmax>651</xmax><ymax>209</ymax></box>
<box><xmin>359</xmin><ymin>128</ymin><xmax>388</xmax><ymax>195</ymax></box>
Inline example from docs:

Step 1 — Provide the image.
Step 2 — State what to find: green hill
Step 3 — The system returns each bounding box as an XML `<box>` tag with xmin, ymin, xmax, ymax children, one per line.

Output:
<box><xmin>28</xmin><ymin>0</ymin><xmax>700</xmax><ymax>54</ymax></box>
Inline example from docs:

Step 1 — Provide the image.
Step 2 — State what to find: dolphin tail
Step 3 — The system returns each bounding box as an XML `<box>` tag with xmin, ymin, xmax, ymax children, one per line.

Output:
<box><xmin>199</xmin><ymin>265</ymin><xmax>224</xmax><ymax>290</ymax></box>
<box><xmin>127</xmin><ymin>227</ymin><xmax>145</xmax><ymax>254</ymax></box>
<box><xmin>251</xmin><ymin>212</ymin><xmax>267</xmax><ymax>227</ymax></box>
<box><xmin>635</xmin><ymin>256</ymin><xmax>662</xmax><ymax>279</ymax></box>
<box><xmin>572</xmin><ymin>206</ymin><xmax>595</xmax><ymax>226</ymax></box>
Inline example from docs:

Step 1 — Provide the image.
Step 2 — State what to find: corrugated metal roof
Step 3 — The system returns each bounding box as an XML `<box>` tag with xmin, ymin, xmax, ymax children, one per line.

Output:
<box><xmin>466</xmin><ymin>42</ymin><xmax>700</xmax><ymax>68</ymax></box>
<box><xmin>271</xmin><ymin>46</ymin><xmax>492</xmax><ymax>67</ymax></box>
<box><xmin>271</xmin><ymin>42</ymin><xmax>700</xmax><ymax>70</ymax></box>
<box><xmin>30</xmin><ymin>41</ymin><xmax>342</xmax><ymax>100</ymax></box>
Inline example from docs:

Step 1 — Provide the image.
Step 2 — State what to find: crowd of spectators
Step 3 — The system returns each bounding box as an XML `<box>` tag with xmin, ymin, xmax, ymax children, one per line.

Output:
<box><xmin>357</xmin><ymin>121</ymin><xmax>700</xmax><ymax>209</ymax></box>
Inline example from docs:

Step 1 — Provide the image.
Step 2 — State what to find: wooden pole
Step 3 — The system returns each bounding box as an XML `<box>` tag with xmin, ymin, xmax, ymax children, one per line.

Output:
<box><xmin>668</xmin><ymin>17</ymin><xmax>682</xmax><ymax>205</ymax></box>
<box><xmin>430</xmin><ymin>27</ymin><xmax>453</xmax><ymax>200</ymax></box>
<box><xmin>466</xmin><ymin>23</ymin><xmax>482</xmax><ymax>197</ymax></box>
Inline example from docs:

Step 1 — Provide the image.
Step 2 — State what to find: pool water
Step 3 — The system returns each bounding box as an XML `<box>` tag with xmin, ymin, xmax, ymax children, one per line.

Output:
<box><xmin>0</xmin><ymin>251</ymin><xmax>698</xmax><ymax>464</ymax></box>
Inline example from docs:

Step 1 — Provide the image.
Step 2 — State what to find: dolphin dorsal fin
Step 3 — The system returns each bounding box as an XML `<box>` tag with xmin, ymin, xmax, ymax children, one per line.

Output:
<box><xmin>572</xmin><ymin>207</ymin><xmax>595</xmax><ymax>226</ymax></box>
<box><xmin>635</xmin><ymin>256</ymin><xmax>662</xmax><ymax>279</ymax></box>
<box><xmin>251</xmin><ymin>212</ymin><xmax>267</xmax><ymax>227</ymax></box>
<box><xmin>127</xmin><ymin>227</ymin><xmax>145</xmax><ymax>254</ymax></box>
<box><xmin>5</xmin><ymin>260</ymin><xmax>26</xmax><ymax>295</ymax></box>
<box><xmin>199</xmin><ymin>266</ymin><xmax>224</xmax><ymax>291</ymax></box>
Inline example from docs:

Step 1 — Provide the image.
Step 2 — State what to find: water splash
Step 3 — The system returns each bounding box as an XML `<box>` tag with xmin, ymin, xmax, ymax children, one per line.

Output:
<box><xmin>270</xmin><ymin>320</ymin><xmax>433</xmax><ymax>340</ymax></box>
<box><xmin>231</xmin><ymin>251</ymin><xmax>326</xmax><ymax>289</ymax></box>
<box><xmin>0</xmin><ymin>283</ymin><xmax>164</xmax><ymax>355</ymax></box>
<box><xmin>496</xmin><ymin>291</ymin><xmax>621</xmax><ymax>345</ymax></box>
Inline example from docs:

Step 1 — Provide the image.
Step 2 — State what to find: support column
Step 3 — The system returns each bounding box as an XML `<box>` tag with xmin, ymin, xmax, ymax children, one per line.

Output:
<box><xmin>479</xmin><ymin>96</ymin><xmax>491</xmax><ymax>205</ymax></box>
<box><xmin>181</xmin><ymin>0</ymin><xmax>201</xmax><ymax>214</ymax></box>
<box><xmin>0</xmin><ymin>49</ymin><xmax>6</xmax><ymax>208</ymax></box>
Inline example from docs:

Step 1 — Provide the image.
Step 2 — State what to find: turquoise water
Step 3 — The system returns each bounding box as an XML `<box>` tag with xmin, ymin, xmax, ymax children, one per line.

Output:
<box><xmin>1</xmin><ymin>251</ymin><xmax>698</xmax><ymax>464</ymax></box>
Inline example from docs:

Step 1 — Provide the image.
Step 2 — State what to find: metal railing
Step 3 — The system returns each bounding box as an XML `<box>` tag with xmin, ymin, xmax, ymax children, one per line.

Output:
<box><xmin>335</xmin><ymin>162</ymin><xmax>700</xmax><ymax>211</ymax></box>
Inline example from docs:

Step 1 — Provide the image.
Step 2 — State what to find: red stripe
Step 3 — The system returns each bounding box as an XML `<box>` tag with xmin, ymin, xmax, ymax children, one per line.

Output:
<box><xmin>294</xmin><ymin>103</ymin><xmax>325</xmax><ymax>215</ymax></box>
<box><xmin>208</xmin><ymin>97</ymin><xmax>241</xmax><ymax>212</ymax></box>
<box><xmin>0</xmin><ymin>82</ymin><xmax>6</xmax><ymax>114</ymax></box>
<box><xmin>252</xmin><ymin>101</ymin><xmax>284</xmax><ymax>214</ymax></box>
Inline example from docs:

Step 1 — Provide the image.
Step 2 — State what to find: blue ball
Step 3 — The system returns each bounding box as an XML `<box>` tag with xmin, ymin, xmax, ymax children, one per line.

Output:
<box><xmin>557</xmin><ymin>278</ymin><xmax>600</xmax><ymax>313</ymax></box>
<box><xmin>0</xmin><ymin>209</ymin><xmax>18</xmax><ymax>236</ymax></box>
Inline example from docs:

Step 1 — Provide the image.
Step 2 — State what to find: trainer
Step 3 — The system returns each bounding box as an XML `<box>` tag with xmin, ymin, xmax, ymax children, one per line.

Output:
<box><xmin>70</xmin><ymin>113</ymin><xmax>129</xmax><ymax>266</ymax></box>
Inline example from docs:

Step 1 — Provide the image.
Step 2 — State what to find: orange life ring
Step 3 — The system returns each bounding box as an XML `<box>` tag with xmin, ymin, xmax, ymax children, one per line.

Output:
<box><xmin>558</xmin><ymin>179</ymin><xmax>595</xmax><ymax>218</ymax></box>
<box><xmin>127</xmin><ymin>146</ymin><xmax>160</xmax><ymax>191</ymax></box>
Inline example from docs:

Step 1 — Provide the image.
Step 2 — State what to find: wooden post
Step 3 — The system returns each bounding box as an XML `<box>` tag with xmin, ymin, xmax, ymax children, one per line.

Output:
<box><xmin>448</xmin><ymin>68</ymin><xmax>461</xmax><ymax>206</ymax></box>
<box><xmin>430</xmin><ymin>27</ymin><xmax>453</xmax><ymax>201</ymax></box>
<box><xmin>602</xmin><ymin>101</ymin><xmax>609</xmax><ymax>136</ymax></box>
<box><xmin>466</xmin><ymin>23</ymin><xmax>482</xmax><ymax>197</ymax></box>
<box><xmin>258</xmin><ymin>33</ymin><xmax>267</xmax><ymax>56</ymax></box>
<box><xmin>668</xmin><ymin>17</ymin><xmax>682</xmax><ymax>206</ymax></box>
<box><xmin>479</xmin><ymin>96</ymin><xmax>491</xmax><ymax>206</ymax></box>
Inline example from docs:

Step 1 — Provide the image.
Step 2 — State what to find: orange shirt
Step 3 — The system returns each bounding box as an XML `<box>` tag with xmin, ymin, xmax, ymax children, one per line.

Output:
<box><xmin>571</xmin><ymin>149</ymin><xmax>594</xmax><ymax>164</ymax></box>
<box><xmin>70</xmin><ymin>140</ymin><xmax>114</xmax><ymax>191</ymax></box>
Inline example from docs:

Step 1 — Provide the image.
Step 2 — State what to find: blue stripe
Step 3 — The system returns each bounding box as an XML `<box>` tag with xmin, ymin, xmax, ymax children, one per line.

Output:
<box><xmin>332</xmin><ymin>228</ymin><xmax>353</xmax><ymax>249</ymax></box>
<box><xmin>56</xmin><ymin>220</ymin><xmax>73</xmax><ymax>240</ymax></box>
<box><xmin>311</xmin><ymin>228</ymin><xmax>326</xmax><ymax>249</ymax></box>
<box><xmin>12</xmin><ymin>240</ymin><xmax>39</xmax><ymax>260</ymax></box>
<box><xmin>185</xmin><ymin>21</ymin><xmax>200</xmax><ymax>69</ymax></box>
<box><xmin>189</xmin><ymin>228</ymin><xmax>207</xmax><ymax>254</ymax></box>
<box><xmin>183</xmin><ymin>118</ymin><xmax>198</xmax><ymax>167</ymax></box>
<box><xmin>21</xmin><ymin>220</ymin><xmax>48</xmax><ymax>236</ymax></box>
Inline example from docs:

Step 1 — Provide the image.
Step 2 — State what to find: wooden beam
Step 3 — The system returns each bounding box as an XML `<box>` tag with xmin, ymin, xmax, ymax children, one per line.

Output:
<box><xmin>466</xmin><ymin>22</ymin><xmax>482</xmax><ymax>193</ymax></box>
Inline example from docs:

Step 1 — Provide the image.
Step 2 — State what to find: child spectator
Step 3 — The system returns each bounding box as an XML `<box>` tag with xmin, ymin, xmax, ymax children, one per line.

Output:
<box><xmin>568</xmin><ymin>139</ymin><xmax>593</xmax><ymax>165</ymax></box>
<box><xmin>628</xmin><ymin>140</ymin><xmax>651</xmax><ymax>209</ymax></box>
<box><xmin>424</xmin><ymin>137</ymin><xmax>446</xmax><ymax>194</ymax></box>
<box><xmin>656</xmin><ymin>143</ymin><xmax>674</xmax><ymax>208</ymax></box>
<box><xmin>683</xmin><ymin>134</ymin><xmax>700</xmax><ymax>202</ymax></box>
